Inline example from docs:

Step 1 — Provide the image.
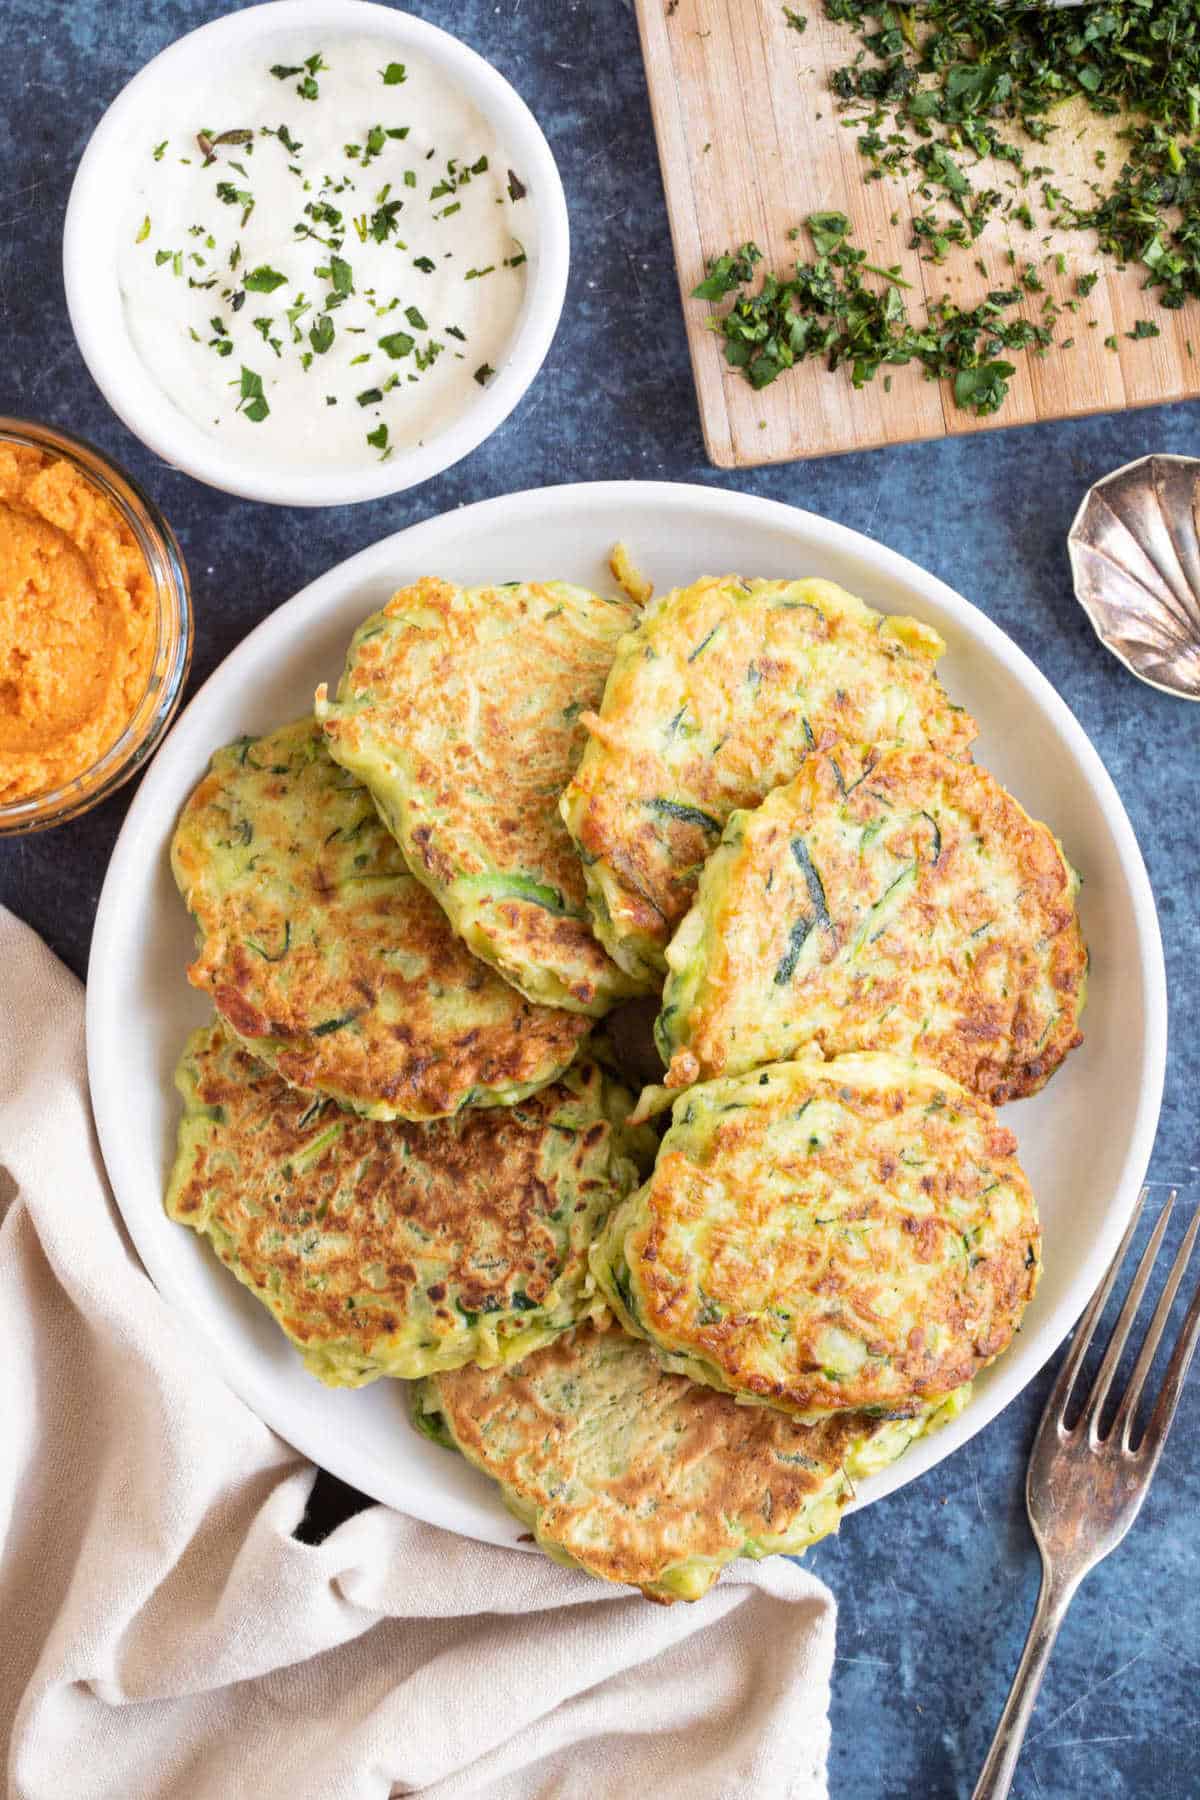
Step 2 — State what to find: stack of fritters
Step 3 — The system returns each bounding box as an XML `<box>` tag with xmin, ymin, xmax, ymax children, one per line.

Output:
<box><xmin>559</xmin><ymin>574</ymin><xmax>978</xmax><ymax>983</ymax></box>
<box><xmin>167</xmin><ymin>565</ymin><xmax>1086</xmax><ymax>1604</ymax></box>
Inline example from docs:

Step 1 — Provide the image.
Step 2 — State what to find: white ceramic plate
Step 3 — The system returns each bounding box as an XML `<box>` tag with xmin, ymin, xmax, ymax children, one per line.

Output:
<box><xmin>88</xmin><ymin>480</ymin><xmax>1167</xmax><ymax>1552</ymax></box>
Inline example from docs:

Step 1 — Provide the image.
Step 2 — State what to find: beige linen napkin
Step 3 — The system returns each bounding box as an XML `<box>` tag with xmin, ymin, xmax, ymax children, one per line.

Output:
<box><xmin>0</xmin><ymin>905</ymin><xmax>837</xmax><ymax>1800</ymax></box>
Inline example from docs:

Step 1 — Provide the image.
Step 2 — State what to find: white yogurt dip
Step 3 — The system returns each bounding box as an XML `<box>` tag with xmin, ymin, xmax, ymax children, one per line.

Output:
<box><xmin>119</xmin><ymin>36</ymin><xmax>529</xmax><ymax>469</ymax></box>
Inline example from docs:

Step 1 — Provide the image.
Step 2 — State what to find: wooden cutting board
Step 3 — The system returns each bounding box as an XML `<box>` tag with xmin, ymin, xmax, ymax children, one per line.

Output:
<box><xmin>635</xmin><ymin>0</ymin><xmax>1199</xmax><ymax>466</ymax></box>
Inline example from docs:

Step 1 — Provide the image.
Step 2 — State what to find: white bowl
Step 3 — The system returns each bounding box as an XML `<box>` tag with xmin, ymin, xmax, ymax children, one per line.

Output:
<box><xmin>87</xmin><ymin>480</ymin><xmax>1166</xmax><ymax>1553</ymax></box>
<box><xmin>63</xmin><ymin>1</ymin><xmax>569</xmax><ymax>507</ymax></box>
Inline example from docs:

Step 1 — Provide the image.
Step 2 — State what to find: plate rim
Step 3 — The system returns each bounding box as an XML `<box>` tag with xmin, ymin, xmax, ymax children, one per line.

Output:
<box><xmin>86</xmin><ymin>476</ymin><xmax>1168</xmax><ymax>1535</ymax></box>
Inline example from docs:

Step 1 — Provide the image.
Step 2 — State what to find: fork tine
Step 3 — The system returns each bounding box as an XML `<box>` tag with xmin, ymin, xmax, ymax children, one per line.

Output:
<box><xmin>1079</xmin><ymin>1192</ymin><xmax>1175</xmax><ymax>1445</ymax></box>
<box><xmin>1113</xmin><ymin>1194</ymin><xmax>1195</xmax><ymax>1450</ymax></box>
<box><xmin>1040</xmin><ymin>1186</ymin><xmax>1149</xmax><ymax>1432</ymax></box>
<box><xmin>1136</xmin><ymin>1207</ymin><xmax>1200</xmax><ymax>1472</ymax></box>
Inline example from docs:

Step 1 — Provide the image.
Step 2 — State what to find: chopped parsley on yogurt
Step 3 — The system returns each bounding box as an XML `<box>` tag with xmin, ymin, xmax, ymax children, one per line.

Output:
<box><xmin>121</xmin><ymin>39</ymin><xmax>528</xmax><ymax>467</ymax></box>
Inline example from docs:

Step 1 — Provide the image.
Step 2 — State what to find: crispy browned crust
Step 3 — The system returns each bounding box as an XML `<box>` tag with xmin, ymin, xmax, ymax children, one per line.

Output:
<box><xmin>569</xmin><ymin>713</ymin><xmax>703</xmax><ymax>938</ymax></box>
<box><xmin>431</xmin><ymin>1324</ymin><xmax>879</xmax><ymax>1593</ymax></box>
<box><xmin>168</xmin><ymin>1027</ymin><xmax>639</xmax><ymax>1373</ymax></box>
<box><xmin>616</xmin><ymin>1056</ymin><xmax>1040</xmax><ymax>1418</ymax></box>
<box><xmin>171</xmin><ymin>720</ymin><xmax>588</xmax><ymax>1118</ymax></box>
<box><xmin>662</xmin><ymin>747</ymin><xmax>1087</xmax><ymax>1105</ymax></box>
<box><xmin>319</xmin><ymin>578</ymin><xmax>639</xmax><ymax>1012</ymax></box>
<box><xmin>323</xmin><ymin>579</ymin><xmax>619</xmax><ymax>897</ymax></box>
<box><xmin>562</xmin><ymin>577</ymin><xmax>979</xmax><ymax>966</ymax></box>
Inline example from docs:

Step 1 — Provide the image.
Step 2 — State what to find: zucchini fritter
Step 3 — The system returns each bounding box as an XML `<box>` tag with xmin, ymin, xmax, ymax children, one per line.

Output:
<box><xmin>416</xmin><ymin>1324</ymin><xmax>970</xmax><ymax>1602</ymax></box>
<box><xmin>592</xmin><ymin>1052</ymin><xmax>1040</xmax><ymax>1421</ymax></box>
<box><xmin>658</xmin><ymin>747</ymin><xmax>1086</xmax><ymax>1104</ymax></box>
<box><xmin>171</xmin><ymin>719</ymin><xmax>588</xmax><ymax>1120</ymax></box>
<box><xmin>559</xmin><ymin>575</ymin><xmax>977</xmax><ymax>983</ymax></box>
<box><xmin>167</xmin><ymin>1024</ymin><xmax>653</xmax><ymax>1385</ymax></box>
<box><xmin>316</xmin><ymin>578</ymin><xmax>641</xmax><ymax>1015</ymax></box>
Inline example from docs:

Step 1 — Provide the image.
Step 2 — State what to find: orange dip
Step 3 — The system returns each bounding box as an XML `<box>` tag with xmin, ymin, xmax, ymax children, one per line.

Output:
<box><xmin>0</xmin><ymin>444</ymin><xmax>156</xmax><ymax>804</ymax></box>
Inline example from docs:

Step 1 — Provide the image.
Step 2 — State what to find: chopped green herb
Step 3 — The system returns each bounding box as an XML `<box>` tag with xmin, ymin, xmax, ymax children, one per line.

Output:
<box><xmin>695</xmin><ymin>224</ymin><xmax>1049</xmax><ymax>416</ymax></box>
<box><xmin>954</xmin><ymin>361</ymin><xmax>1017</xmax><ymax>414</ymax></box>
<box><xmin>310</xmin><ymin>1010</ymin><xmax>358</xmax><ymax>1038</ymax></box>
<box><xmin>271</xmin><ymin>51</ymin><xmax>326</xmax><ymax>101</ymax></box>
<box><xmin>370</xmin><ymin>200</ymin><xmax>403</xmax><ymax>242</ymax></box>
<box><xmin>309</xmin><ymin>314</ymin><xmax>335</xmax><ymax>355</ymax></box>
<box><xmin>197</xmin><ymin>127</ymin><xmax>253</xmax><ymax>164</ymax></box>
<box><xmin>474</xmin><ymin>362</ymin><xmax>495</xmax><ymax>384</ymax></box>
<box><xmin>692</xmin><ymin>243</ymin><xmax>762</xmax><ymax>301</ymax></box>
<box><xmin>235</xmin><ymin>364</ymin><xmax>269</xmax><ymax>423</ymax></box>
<box><xmin>774</xmin><ymin>915</ymin><xmax>816</xmax><ymax>986</ymax></box>
<box><xmin>807</xmin><ymin>212</ymin><xmax>848</xmax><ymax>258</ymax></box>
<box><xmin>777</xmin><ymin>0</ymin><xmax>1200</xmax><ymax>415</ymax></box>
<box><xmin>215</xmin><ymin>181</ymin><xmax>255</xmax><ymax>227</ymax></box>
<box><xmin>136</xmin><ymin>215</ymin><xmax>151</xmax><ymax>243</ymax></box>
<box><xmin>252</xmin><ymin>317</ymin><xmax>282</xmax><ymax>356</ymax></box>
<box><xmin>243</xmin><ymin>264</ymin><xmax>287</xmax><ymax>293</ymax></box>
<box><xmin>379</xmin><ymin>331</ymin><xmax>415</xmax><ymax>358</ymax></box>
<box><xmin>645</xmin><ymin>797</ymin><xmax>722</xmax><ymax>835</ymax></box>
<box><xmin>381</xmin><ymin>61</ymin><xmax>407</xmax><ymax>85</ymax></box>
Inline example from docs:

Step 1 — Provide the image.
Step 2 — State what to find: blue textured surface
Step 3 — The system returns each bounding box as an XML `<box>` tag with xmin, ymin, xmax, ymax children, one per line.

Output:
<box><xmin>1</xmin><ymin>4</ymin><xmax>1197</xmax><ymax>1796</ymax></box>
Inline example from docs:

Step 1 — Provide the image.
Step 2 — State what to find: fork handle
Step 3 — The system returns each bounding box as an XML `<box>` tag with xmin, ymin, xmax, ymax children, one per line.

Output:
<box><xmin>971</xmin><ymin>1562</ymin><xmax>1081</xmax><ymax>1800</ymax></box>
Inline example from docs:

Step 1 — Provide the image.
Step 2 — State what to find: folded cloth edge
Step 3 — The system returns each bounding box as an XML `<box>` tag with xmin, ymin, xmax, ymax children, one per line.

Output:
<box><xmin>0</xmin><ymin>904</ymin><xmax>837</xmax><ymax>1800</ymax></box>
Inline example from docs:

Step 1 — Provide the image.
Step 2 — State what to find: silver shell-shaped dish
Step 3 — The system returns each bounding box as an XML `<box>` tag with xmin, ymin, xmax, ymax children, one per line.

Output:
<box><xmin>1068</xmin><ymin>453</ymin><xmax>1200</xmax><ymax>702</ymax></box>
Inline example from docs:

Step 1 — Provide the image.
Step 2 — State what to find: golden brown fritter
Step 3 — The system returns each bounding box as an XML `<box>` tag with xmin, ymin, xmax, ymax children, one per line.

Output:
<box><xmin>560</xmin><ymin>575</ymin><xmax>977</xmax><ymax>983</ymax></box>
<box><xmin>657</xmin><ymin>747</ymin><xmax>1087</xmax><ymax>1104</ymax></box>
<box><xmin>170</xmin><ymin>719</ymin><xmax>589</xmax><ymax>1120</ymax></box>
<box><xmin>417</xmin><ymin>1324</ymin><xmax>970</xmax><ymax>1601</ymax></box>
<box><xmin>167</xmin><ymin>1024</ymin><xmax>654</xmax><ymax>1384</ymax></box>
<box><xmin>317</xmin><ymin>578</ymin><xmax>641</xmax><ymax>1015</ymax></box>
<box><xmin>592</xmin><ymin>1052</ymin><xmax>1040</xmax><ymax>1421</ymax></box>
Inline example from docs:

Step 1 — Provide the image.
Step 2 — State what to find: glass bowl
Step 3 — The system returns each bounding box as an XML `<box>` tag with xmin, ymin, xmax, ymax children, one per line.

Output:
<box><xmin>0</xmin><ymin>417</ymin><xmax>193</xmax><ymax>835</ymax></box>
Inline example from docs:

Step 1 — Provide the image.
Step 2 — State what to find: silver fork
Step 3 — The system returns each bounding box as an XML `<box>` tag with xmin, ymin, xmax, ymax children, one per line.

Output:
<box><xmin>973</xmin><ymin>1186</ymin><xmax>1200</xmax><ymax>1800</ymax></box>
